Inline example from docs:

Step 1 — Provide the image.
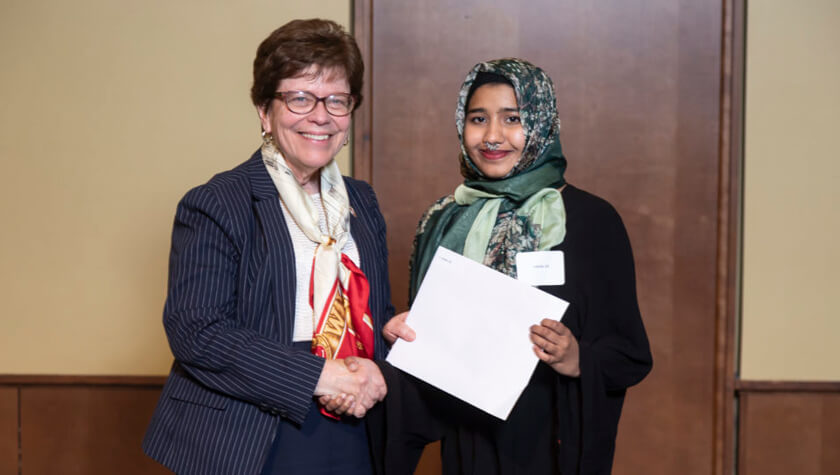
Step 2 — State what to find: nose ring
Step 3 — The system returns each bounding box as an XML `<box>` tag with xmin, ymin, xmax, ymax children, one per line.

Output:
<box><xmin>484</xmin><ymin>142</ymin><xmax>501</xmax><ymax>151</ymax></box>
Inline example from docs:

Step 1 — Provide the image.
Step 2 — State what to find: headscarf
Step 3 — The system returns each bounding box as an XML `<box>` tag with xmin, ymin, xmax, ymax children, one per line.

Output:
<box><xmin>409</xmin><ymin>58</ymin><xmax>568</xmax><ymax>303</ymax></box>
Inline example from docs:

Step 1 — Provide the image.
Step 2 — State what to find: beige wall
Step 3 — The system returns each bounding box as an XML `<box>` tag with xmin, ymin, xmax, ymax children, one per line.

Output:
<box><xmin>0</xmin><ymin>0</ymin><xmax>351</xmax><ymax>375</ymax></box>
<box><xmin>741</xmin><ymin>0</ymin><xmax>840</xmax><ymax>380</ymax></box>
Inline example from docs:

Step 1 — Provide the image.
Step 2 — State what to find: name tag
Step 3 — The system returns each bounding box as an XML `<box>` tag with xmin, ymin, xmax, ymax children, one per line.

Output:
<box><xmin>516</xmin><ymin>251</ymin><xmax>565</xmax><ymax>286</ymax></box>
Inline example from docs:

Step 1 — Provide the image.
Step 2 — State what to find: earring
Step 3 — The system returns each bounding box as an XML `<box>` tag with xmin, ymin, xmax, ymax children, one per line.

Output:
<box><xmin>261</xmin><ymin>129</ymin><xmax>272</xmax><ymax>145</ymax></box>
<box><xmin>484</xmin><ymin>141</ymin><xmax>501</xmax><ymax>151</ymax></box>
<box><xmin>343</xmin><ymin>136</ymin><xmax>350</xmax><ymax>147</ymax></box>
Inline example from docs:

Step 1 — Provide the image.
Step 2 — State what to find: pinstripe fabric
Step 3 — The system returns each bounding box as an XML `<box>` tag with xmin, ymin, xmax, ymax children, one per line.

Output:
<box><xmin>143</xmin><ymin>150</ymin><xmax>394</xmax><ymax>475</ymax></box>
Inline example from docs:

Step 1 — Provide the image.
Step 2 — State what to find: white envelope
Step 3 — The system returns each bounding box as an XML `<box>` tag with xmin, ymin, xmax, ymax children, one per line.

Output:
<box><xmin>386</xmin><ymin>246</ymin><xmax>569</xmax><ymax>420</ymax></box>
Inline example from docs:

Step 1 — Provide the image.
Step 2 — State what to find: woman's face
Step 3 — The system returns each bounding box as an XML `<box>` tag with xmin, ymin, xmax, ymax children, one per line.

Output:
<box><xmin>462</xmin><ymin>83</ymin><xmax>526</xmax><ymax>179</ymax></box>
<box><xmin>258</xmin><ymin>66</ymin><xmax>351</xmax><ymax>184</ymax></box>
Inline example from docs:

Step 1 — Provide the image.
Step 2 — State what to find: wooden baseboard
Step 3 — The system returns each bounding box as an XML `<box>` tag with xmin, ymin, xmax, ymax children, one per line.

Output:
<box><xmin>738</xmin><ymin>385</ymin><xmax>840</xmax><ymax>474</ymax></box>
<box><xmin>1</xmin><ymin>374</ymin><xmax>168</xmax><ymax>474</ymax></box>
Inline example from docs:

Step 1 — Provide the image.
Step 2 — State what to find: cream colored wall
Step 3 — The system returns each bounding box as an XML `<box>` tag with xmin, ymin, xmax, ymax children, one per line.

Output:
<box><xmin>0</xmin><ymin>0</ymin><xmax>351</xmax><ymax>375</ymax></box>
<box><xmin>741</xmin><ymin>0</ymin><xmax>840</xmax><ymax>380</ymax></box>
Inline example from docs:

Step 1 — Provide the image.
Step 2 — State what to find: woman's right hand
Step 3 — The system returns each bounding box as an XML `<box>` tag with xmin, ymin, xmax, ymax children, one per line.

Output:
<box><xmin>382</xmin><ymin>311</ymin><xmax>416</xmax><ymax>345</ymax></box>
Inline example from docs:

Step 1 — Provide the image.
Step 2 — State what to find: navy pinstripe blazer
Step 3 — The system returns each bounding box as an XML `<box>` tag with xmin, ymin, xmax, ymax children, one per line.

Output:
<box><xmin>142</xmin><ymin>151</ymin><xmax>394</xmax><ymax>475</ymax></box>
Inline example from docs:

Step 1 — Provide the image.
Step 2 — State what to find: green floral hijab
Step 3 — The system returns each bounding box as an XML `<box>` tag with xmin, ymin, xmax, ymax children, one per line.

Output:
<box><xmin>456</xmin><ymin>58</ymin><xmax>563</xmax><ymax>180</ymax></box>
<box><xmin>409</xmin><ymin>58</ymin><xmax>568</xmax><ymax>303</ymax></box>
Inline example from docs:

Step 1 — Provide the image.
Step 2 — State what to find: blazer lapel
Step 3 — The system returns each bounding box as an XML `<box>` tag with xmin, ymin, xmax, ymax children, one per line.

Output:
<box><xmin>344</xmin><ymin>179</ymin><xmax>390</xmax><ymax>360</ymax></box>
<box><xmin>247</xmin><ymin>151</ymin><xmax>297</xmax><ymax>343</ymax></box>
<box><xmin>345</xmin><ymin>180</ymin><xmax>375</xmax><ymax>277</ymax></box>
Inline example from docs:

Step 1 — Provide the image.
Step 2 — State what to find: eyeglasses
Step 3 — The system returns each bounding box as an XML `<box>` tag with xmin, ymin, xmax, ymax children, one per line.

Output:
<box><xmin>273</xmin><ymin>91</ymin><xmax>356</xmax><ymax>117</ymax></box>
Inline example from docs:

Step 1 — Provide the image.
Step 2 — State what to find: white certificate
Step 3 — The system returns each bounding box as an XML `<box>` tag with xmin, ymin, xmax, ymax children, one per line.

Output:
<box><xmin>386</xmin><ymin>246</ymin><xmax>569</xmax><ymax>420</ymax></box>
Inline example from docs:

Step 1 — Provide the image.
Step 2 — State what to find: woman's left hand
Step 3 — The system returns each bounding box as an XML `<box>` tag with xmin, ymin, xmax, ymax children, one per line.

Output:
<box><xmin>319</xmin><ymin>393</ymin><xmax>355</xmax><ymax>416</ymax></box>
<box><xmin>530</xmin><ymin>319</ymin><xmax>580</xmax><ymax>377</ymax></box>
<box><xmin>382</xmin><ymin>311</ymin><xmax>415</xmax><ymax>345</ymax></box>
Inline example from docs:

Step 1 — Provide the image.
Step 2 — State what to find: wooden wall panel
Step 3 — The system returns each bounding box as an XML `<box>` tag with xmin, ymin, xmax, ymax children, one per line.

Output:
<box><xmin>20</xmin><ymin>386</ymin><xmax>168</xmax><ymax>475</ymax></box>
<box><xmin>363</xmin><ymin>1</ymin><xmax>723</xmax><ymax>473</ymax></box>
<box><xmin>739</xmin><ymin>391</ymin><xmax>840</xmax><ymax>475</ymax></box>
<box><xmin>0</xmin><ymin>388</ymin><xmax>18</xmax><ymax>474</ymax></box>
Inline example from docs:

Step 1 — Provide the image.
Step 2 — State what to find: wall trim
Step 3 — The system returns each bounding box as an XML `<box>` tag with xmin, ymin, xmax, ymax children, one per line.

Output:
<box><xmin>715</xmin><ymin>0</ymin><xmax>746</xmax><ymax>473</ymax></box>
<box><xmin>736</xmin><ymin>380</ymin><xmax>840</xmax><ymax>393</ymax></box>
<box><xmin>0</xmin><ymin>375</ymin><xmax>166</xmax><ymax>387</ymax></box>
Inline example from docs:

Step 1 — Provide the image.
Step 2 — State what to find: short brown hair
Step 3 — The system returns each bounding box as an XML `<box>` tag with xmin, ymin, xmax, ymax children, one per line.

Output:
<box><xmin>251</xmin><ymin>19</ymin><xmax>363</xmax><ymax>111</ymax></box>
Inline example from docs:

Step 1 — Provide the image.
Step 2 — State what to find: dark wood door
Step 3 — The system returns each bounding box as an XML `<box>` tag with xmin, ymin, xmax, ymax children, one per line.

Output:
<box><xmin>355</xmin><ymin>1</ymin><xmax>726</xmax><ymax>473</ymax></box>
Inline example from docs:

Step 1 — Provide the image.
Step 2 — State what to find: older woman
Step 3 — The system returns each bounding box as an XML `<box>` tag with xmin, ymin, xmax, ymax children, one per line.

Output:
<box><xmin>374</xmin><ymin>58</ymin><xmax>653</xmax><ymax>474</ymax></box>
<box><xmin>143</xmin><ymin>19</ymin><xmax>392</xmax><ymax>475</ymax></box>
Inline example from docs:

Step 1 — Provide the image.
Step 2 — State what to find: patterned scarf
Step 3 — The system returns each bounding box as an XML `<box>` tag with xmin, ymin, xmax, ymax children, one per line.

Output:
<box><xmin>409</xmin><ymin>58</ymin><xmax>568</xmax><ymax>303</ymax></box>
<box><xmin>261</xmin><ymin>139</ymin><xmax>375</xmax><ymax>388</ymax></box>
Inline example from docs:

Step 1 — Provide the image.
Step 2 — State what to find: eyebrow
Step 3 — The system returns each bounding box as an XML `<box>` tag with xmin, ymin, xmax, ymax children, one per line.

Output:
<box><xmin>466</xmin><ymin>107</ymin><xmax>520</xmax><ymax>114</ymax></box>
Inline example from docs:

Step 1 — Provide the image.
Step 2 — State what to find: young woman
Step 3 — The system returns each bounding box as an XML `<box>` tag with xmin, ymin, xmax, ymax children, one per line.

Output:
<box><xmin>373</xmin><ymin>58</ymin><xmax>653</xmax><ymax>474</ymax></box>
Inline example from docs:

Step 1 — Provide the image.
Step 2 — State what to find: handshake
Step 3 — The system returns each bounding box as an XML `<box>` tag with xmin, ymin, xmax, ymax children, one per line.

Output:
<box><xmin>313</xmin><ymin>356</ymin><xmax>387</xmax><ymax>418</ymax></box>
<box><xmin>312</xmin><ymin>311</ymin><xmax>415</xmax><ymax>418</ymax></box>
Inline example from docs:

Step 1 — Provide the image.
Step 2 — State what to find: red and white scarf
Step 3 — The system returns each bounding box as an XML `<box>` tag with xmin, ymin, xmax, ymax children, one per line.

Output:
<box><xmin>262</xmin><ymin>141</ymin><xmax>375</xmax><ymax>384</ymax></box>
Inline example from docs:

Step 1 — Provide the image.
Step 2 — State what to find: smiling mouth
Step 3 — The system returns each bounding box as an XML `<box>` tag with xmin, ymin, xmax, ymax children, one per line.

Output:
<box><xmin>480</xmin><ymin>149</ymin><xmax>511</xmax><ymax>160</ymax></box>
<box><xmin>300</xmin><ymin>132</ymin><xmax>331</xmax><ymax>141</ymax></box>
